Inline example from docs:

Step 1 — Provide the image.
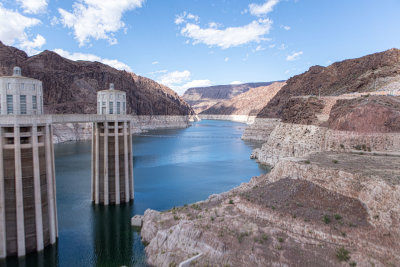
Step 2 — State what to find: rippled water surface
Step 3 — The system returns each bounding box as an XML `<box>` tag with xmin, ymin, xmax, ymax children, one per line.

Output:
<box><xmin>5</xmin><ymin>120</ymin><xmax>266</xmax><ymax>267</ymax></box>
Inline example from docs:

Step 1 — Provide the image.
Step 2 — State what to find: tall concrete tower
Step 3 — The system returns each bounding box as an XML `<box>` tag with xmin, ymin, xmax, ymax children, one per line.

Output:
<box><xmin>0</xmin><ymin>67</ymin><xmax>57</xmax><ymax>258</ymax></box>
<box><xmin>0</xmin><ymin>66</ymin><xmax>44</xmax><ymax>115</ymax></box>
<box><xmin>91</xmin><ymin>84</ymin><xmax>133</xmax><ymax>205</ymax></box>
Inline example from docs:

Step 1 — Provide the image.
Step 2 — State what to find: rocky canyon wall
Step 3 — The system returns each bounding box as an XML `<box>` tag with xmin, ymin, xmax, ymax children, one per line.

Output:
<box><xmin>248</xmin><ymin>120</ymin><xmax>400</xmax><ymax>166</ymax></box>
<box><xmin>52</xmin><ymin>115</ymin><xmax>197</xmax><ymax>143</ymax></box>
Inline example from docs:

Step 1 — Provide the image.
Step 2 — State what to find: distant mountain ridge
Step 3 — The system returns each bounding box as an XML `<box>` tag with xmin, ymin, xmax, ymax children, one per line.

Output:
<box><xmin>0</xmin><ymin>41</ymin><xmax>195</xmax><ymax>116</ymax></box>
<box><xmin>183</xmin><ymin>82</ymin><xmax>281</xmax><ymax>114</ymax></box>
<box><xmin>200</xmin><ymin>82</ymin><xmax>286</xmax><ymax>116</ymax></box>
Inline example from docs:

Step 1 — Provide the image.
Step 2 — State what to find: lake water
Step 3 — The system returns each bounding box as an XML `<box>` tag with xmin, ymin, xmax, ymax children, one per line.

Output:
<box><xmin>4</xmin><ymin>120</ymin><xmax>267</xmax><ymax>267</ymax></box>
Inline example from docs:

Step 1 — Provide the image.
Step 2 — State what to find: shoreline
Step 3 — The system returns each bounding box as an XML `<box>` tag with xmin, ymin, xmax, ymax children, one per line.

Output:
<box><xmin>141</xmin><ymin>118</ymin><xmax>400</xmax><ymax>267</ymax></box>
<box><xmin>197</xmin><ymin>114</ymin><xmax>256</xmax><ymax>124</ymax></box>
<box><xmin>52</xmin><ymin>115</ymin><xmax>198</xmax><ymax>143</ymax></box>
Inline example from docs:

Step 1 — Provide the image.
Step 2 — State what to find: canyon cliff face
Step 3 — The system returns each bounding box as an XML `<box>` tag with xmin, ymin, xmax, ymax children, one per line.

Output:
<box><xmin>328</xmin><ymin>96</ymin><xmax>400</xmax><ymax>133</ymax></box>
<box><xmin>142</xmin><ymin>49</ymin><xmax>400</xmax><ymax>267</ymax></box>
<box><xmin>258</xmin><ymin>48</ymin><xmax>400</xmax><ymax>120</ymax></box>
<box><xmin>182</xmin><ymin>82</ymin><xmax>277</xmax><ymax>114</ymax></box>
<box><xmin>0</xmin><ymin>41</ymin><xmax>195</xmax><ymax>116</ymax></box>
<box><xmin>200</xmin><ymin>82</ymin><xmax>285</xmax><ymax>116</ymax></box>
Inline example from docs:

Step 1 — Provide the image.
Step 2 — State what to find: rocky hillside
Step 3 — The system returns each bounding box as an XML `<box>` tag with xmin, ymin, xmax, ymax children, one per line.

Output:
<box><xmin>258</xmin><ymin>48</ymin><xmax>400</xmax><ymax>120</ymax></box>
<box><xmin>328</xmin><ymin>95</ymin><xmax>400</xmax><ymax>133</ymax></box>
<box><xmin>142</xmin><ymin>151</ymin><xmax>400</xmax><ymax>266</ymax></box>
<box><xmin>200</xmin><ymin>82</ymin><xmax>285</xmax><ymax>116</ymax></box>
<box><xmin>182</xmin><ymin>82</ymin><xmax>276</xmax><ymax>113</ymax></box>
<box><xmin>0</xmin><ymin>41</ymin><xmax>194</xmax><ymax>115</ymax></box>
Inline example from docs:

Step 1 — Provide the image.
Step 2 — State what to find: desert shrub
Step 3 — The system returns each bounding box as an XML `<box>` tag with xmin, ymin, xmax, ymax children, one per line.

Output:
<box><xmin>237</xmin><ymin>232</ymin><xmax>250</xmax><ymax>243</ymax></box>
<box><xmin>323</xmin><ymin>215</ymin><xmax>331</xmax><ymax>224</ymax></box>
<box><xmin>191</xmin><ymin>204</ymin><xmax>201</xmax><ymax>210</ymax></box>
<box><xmin>336</xmin><ymin>247</ymin><xmax>350</xmax><ymax>262</ymax></box>
<box><xmin>334</xmin><ymin>214</ymin><xmax>342</xmax><ymax>220</ymax></box>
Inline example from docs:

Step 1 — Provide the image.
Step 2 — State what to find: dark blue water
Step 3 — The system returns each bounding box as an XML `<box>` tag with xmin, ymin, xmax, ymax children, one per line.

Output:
<box><xmin>3</xmin><ymin>120</ymin><xmax>266</xmax><ymax>267</ymax></box>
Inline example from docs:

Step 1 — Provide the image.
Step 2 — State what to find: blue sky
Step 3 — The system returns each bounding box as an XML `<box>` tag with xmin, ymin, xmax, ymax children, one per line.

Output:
<box><xmin>1</xmin><ymin>0</ymin><xmax>400</xmax><ymax>95</ymax></box>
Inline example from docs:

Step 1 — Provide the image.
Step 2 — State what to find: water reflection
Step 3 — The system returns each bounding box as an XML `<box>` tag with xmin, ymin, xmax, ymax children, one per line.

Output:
<box><xmin>92</xmin><ymin>203</ymin><xmax>147</xmax><ymax>267</ymax></box>
<box><xmin>0</xmin><ymin>244</ymin><xmax>58</xmax><ymax>267</ymax></box>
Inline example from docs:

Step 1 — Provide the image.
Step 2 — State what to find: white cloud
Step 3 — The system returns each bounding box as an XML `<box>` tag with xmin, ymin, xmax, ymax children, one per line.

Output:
<box><xmin>0</xmin><ymin>4</ymin><xmax>45</xmax><ymax>55</ymax></box>
<box><xmin>224</xmin><ymin>57</ymin><xmax>229</xmax><ymax>62</ymax></box>
<box><xmin>158</xmin><ymin>70</ymin><xmax>191</xmax><ymax>86</ymax></box>
<box><xmin>58</xmin><ymin>0</ymin><xmax>144</xmax><ymax>46</ymax></box>
<box><xmin>269</xmin><ymin>44</ymin><xmax>276</xmax><ymax>48</ymax></box>
<box><xmin>278</xmin><ymin>43</ymin><xmax>287</xmax><ymax>50</ymax></box>
<box><xmin>208</xmin><ymin>22</ymin><xmax>220</xmax><ymax>29</ymax></box>
<box><xmin>174</xmin><ymin>14</ymin><xmax>185</xmax><ymax>25</ymax></box>
<box><xmin>152</xmin><ymin>61</ymin><xmax>159</xmax><ymax>65</ymax></box>
<box><xmin>20</xmin><ymin>34</ymin><xmax>46</xmax><ymax>55</ymax></box>
<box><xmin>175</xmin><ymin>12</ymin><xmax>199</xmax><ymax>25</ymax></box>
<box><xmin>157</xmin><ymin>70</ymin><xmax>212</xmax><ymax>95</ymax></box>
<box><xmin>149</xmin><ymin>69</ymin><xmax>168</xmax><ymax>75</ymax></box>
<box><xmin>53</xmin><ymin>49</ymin><xmax>132</xmax><ymax>71</ymax></box>
<box><xmin>230</xmin><ymin>81</ymin><xmax>243</xmax><ymax>85</ymax></box>
<box><xmin>286</xmin><ymin>51</ymin><xmax>303</xmax><ymax>61</ymax></box>
<box><xmin>179</xmin><ymin>18</ymin><xmax>273</xmax><ymax>49</ymax></box>
<box><xmin>281</xmin><ymin>25</ymin><xmax>291</xmax><ymax>31</ymax></box>
<box><xmin>180</xmin><ymin>79</ymin><xmax>212</xmax><ymax>90</ymax></box>
<box><xmin>248</xmin><ymin>0</ymin><xmax>280</xmax><ymax>17</ymax></box>
<box><xmin>17</xmin><ymin>0</ymin><xmax>48</xmax><ymax>14</ymax></box>
<box><xmin>186</xmin><ymin>13</ymin><xmax>199</xmax><ymax>22</ymax></box>
<box><xmin>255</xmin><ymin>45</ymin><xmax>265</xmax><ymax>51</ymax></box>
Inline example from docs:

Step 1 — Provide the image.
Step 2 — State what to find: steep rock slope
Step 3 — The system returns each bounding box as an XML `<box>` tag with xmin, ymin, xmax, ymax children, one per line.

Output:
<box><xmin>200</xmin><ymin>81</ymin><xmax>285</xmax><ymax>116</ymax></box>
<box><xmin>327</xmin><ymin>95</ymin><xmax>400</xmax><ymax>133</ymax></box>
<box><xmin>258</xmin><ymin>48</ymin><xmax>400</xmax><ymax>120</ymax></box>
<box><xmin>182</xmin><ymin>82</ymin><xmax>276</xmax><ymax>113</ymax></box>
<box><xmin>0</xmin><ymin>41</ymin><xmax>194</xmax><ymax>115</ymax></box>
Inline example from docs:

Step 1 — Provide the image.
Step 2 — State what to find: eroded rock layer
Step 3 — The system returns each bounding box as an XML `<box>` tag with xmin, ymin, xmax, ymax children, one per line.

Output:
<box><xmin>200</xmin><ymin>82</ymin><xmax>285</xmax><ymax>116</ymax></box>
<box><xmin>182</xmin><ymin>82</ymin><xmax>278</xmax><ymax>114</ymax></box>
<box><xmin>142</xmin><ymin>152</ymin><xmax>400</xmax><ymax>266</ymax></box>
<box><xmin>258</xmin><ymin>48</ymin><xmax>400</xmax><ymax>121</ymax></box>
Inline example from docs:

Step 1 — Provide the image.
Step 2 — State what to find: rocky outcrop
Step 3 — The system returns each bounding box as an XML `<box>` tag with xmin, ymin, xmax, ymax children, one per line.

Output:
<box><xmin>328</xmin><ymin>95</ymin><xmax>400</xmax><ymax>133</ymax></box>
<box><xmin>200</xmin><ymin>82</ymin><xmax>285</xmax><ymax>116</ymax></box>
<box><xmin>258</xmin><ymin>48</ymin><xmax>400</xmax><ymax>121</ymax></box>
<box><xmin>52</xmin><ymin>115</ymin><xmax>197</xmax><ymax>143</ymax></box>
<box><xmin>0</xmin><ymin>41</ymin><xmax>195</xmax><ymax>116</ymax></box>
<box><xmin>141</xmin><ymin>152</ymin><xmax>400</xmax><ymax>267</ymax></box>
<box><xmin>53</xmin><ymin>123</ymin><xmax>92</xmax><ymax>143</ymax></box>
<box><xmin>251</xmin><ymin>121</ymin><xmax>400</xmax><ymax>166</ymax></box>
<box><xmin>198</xmin><ymin>115</ymin><xmax>256</xmax><ymax>124</ymax></box>
<box><xmin>182</xmin><ymin>82</ymin><xmax>277</xmax><ymax>114</ymax></box>
<box><xmin>241</xmin><ymin>118</ymin><xmax>281</xmax><ymax>141</ymax></box>
<box><xmin>280</xmin><ymin>97</ymin><xmax>324</xmax><ymax>125</ymax></box>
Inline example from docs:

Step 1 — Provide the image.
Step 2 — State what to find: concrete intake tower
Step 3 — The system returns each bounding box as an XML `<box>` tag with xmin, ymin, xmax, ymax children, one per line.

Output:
<box><xmin>0</xmin><ymin>67</ymin><xmax>57</xmax><ymax>257</ymax></box>
<box><xmin>91</xmin><ymin>83</ymin><xmax>133</xmax><ymax>205</ymax></box>
<box><xmin>0</xmin><ymin>68</ymin><xmax>135</xmax><ymax>259</ymax></box>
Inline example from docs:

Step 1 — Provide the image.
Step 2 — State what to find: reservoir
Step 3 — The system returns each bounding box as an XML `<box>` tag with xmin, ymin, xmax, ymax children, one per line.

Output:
<box><xmin>4</xmin><ymin>120</ymin><xmax>267</xmax><ymax>267</ymax></box>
